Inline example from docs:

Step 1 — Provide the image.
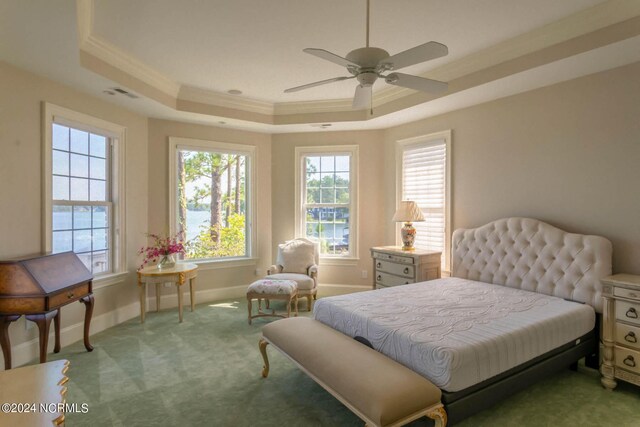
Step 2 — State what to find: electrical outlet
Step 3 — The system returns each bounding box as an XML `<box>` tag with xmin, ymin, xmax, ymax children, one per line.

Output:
<box><xmin>24</xmin><ymin>318</ymin><xmax>34</xmax><ymax>331</ymax></box>
<box><xmin>361</xmin><ymin>270</ymin><xmax>368</xmax><ymax>279</ymax></box>
<box><xmin>255</xmin><ymin>268</ymin><xmax>261</xmax><ymax>276</ymax></box>
<box><xmin>163</xmin><ymin>283</ymin><xmax>172</xmax><ymax>288</ymax></box>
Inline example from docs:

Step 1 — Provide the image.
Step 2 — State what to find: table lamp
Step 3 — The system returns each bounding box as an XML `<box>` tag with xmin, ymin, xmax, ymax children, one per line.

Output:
<box><xmin>392</xmin><ymin>201</ymin><xmax>425</xmax><ymax>251</ymax></box>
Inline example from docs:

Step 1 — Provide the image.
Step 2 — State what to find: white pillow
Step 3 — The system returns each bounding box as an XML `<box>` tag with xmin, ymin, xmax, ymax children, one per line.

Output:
<box><xmin>280</xmin><ymin>240</ymin><xmax>315</xmax><ymax>274</ymax></box>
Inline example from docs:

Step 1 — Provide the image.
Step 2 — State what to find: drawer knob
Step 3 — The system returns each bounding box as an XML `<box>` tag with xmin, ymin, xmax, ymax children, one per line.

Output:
<box><xmin>376</xmin><ymin>262</ymin><xmax>381</xmax><ymax>268</ymax></box>
<box><xmin>625</xmin><ymin>332</ymin><xmax>637</xmax><ymax>344</ymax></box>
<box><xmin>626</xmin><ymin>307</ymin><xmax>638</xmax><ymax>319</ymax></box>
<box><xmin>376</xmin><ymin>275</ymin><xmax>382</xmax><ymax>281</ymax></box>
<box><xmin>67</xmin><ymin>292</ymin><xmax>75</xmax><ymax>299</ymax></box>
<box><xmin>405</xmin><ymin>281</ymin><xmax>410</xmax><ymax>285</ymax></box>
<box><xmin>623</xmin><ymin>355</ymin><xmax>636</xmax><ymax>368</ymax></box>
<box><xmin>403</xmin><ymin>267</ymin><xmax>410</xmax><ymax>274</ymax></box>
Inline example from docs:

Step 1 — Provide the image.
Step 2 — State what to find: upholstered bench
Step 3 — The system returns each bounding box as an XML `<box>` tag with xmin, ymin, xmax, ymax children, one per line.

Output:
<box><xmin>246</xmin><ymin>279</ymin><xmax>298</xmax><ymax>325</ymax></box>
<box><xmin>259</xmin><ymin>317</ymin><xmax>447</xmax><ymax>427</ymax></box>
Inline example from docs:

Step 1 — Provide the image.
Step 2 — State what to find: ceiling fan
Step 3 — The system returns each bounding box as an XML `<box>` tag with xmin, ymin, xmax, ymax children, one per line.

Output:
<box><xmin>284</xmin><ymin>0</ymin><xmax>449</xmax><ymax>110</ymax></box>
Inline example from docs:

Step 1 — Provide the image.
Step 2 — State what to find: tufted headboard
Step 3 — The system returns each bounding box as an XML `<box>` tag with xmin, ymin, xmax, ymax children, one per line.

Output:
<box><xmin>451</xmin><ymin>217</ymin><xmax>612</xmax><ymax>313</ymax></box>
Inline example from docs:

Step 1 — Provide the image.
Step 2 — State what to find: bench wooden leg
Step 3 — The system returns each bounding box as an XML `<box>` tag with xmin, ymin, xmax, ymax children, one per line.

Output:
<box><xmin>259</xmin><ymin>339</ymin><xmax>270</xmax><ymax>378</ymax></box>
<box><xmin>426</xmin><ymin>406</ymin><xmax>447</xmax><ymax>427</ymax></box>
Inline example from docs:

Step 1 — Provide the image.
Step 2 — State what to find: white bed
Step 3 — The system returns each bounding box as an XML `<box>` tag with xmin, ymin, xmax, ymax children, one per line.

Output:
<box><xmin>314</xmin><ymin>277</ymin><xmax>595</xmax><ymax>391</ymax></box>
<box><xmin>313</xmin><ymin>217</ymin><xmax>612</xmax><ymax>422</ymax></box>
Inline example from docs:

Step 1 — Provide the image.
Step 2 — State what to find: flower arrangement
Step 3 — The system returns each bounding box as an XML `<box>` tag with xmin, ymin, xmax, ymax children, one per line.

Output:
<box><xmin>138</xmin><ymin>232</ymin><xmax>185</xmax><ymax>269</ymax></box>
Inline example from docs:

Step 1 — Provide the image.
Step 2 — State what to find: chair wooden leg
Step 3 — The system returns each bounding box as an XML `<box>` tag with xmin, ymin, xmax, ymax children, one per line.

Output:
<box><xmin>307</xmin><ymin>295</ymin><xmax>312</xmax><ymax>312</ymax></box>
<box><xmin>247</xmin><ymin>297</ymin><xmax>252</xmax><ymax>325</ymax></box>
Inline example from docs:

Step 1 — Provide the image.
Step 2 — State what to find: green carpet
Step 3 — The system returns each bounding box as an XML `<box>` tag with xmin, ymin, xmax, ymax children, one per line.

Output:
<box><xmin>43</xmin><ymin>298</ymin><xmax>639</xmax><ymax>426</ymax></box>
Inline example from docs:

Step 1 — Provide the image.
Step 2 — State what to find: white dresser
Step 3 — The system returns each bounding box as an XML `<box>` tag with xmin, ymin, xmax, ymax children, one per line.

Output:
<box><xmin>370</xmin><ymin>246</ymin><xmax>441</xmax><ymax>290</ymax></box>
<box><xmin>601</xmin><ymin>274</ymin><xmax>640</xmax><ymax>390</ymax></box>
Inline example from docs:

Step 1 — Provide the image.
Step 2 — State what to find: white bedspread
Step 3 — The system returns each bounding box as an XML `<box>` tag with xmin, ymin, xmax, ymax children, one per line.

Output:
<box><xmin>313</xmin><ymin>278</ymin><xmax>595</xmax><ymax>392</ymax></box>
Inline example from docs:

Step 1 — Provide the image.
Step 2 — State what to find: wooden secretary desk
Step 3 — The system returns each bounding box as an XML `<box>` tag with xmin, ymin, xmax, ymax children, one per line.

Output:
<box><xmin>0</xmin><ymin>252</ymin><xmax>95</xmax><ymax>369</ymax></box>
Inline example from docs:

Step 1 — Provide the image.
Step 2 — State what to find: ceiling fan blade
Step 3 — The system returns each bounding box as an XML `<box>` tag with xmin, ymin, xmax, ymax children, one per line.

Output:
<box><xmin>303</xmin><ymin>48</ymin><xmax>361</xmax><ymax>69</ymax></box>
<box><xmin>352</xmin><ymin>85</ymin><xmax>371</xmax><ymax>110</ymax></box>
<box><xmin>385</xmin><ymin>73</ymin><xmax>448</xmax><ymax>94</ymax></box>
<box><xmin>284</xmin><ymin>76</ymin><xmax>354</xmax><ymax>93</ymax></box>
<box><xmin>378</xmin><ymin>41</ymin><xmax>448</xmax><ymax>71</ymax></box>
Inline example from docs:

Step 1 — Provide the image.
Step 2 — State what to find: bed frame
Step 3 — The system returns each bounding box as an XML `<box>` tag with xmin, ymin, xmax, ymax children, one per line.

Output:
<box><xmin>444</xmin><ymin>217</ymin><xmax>612</xmax><ymax>424</ymax></box>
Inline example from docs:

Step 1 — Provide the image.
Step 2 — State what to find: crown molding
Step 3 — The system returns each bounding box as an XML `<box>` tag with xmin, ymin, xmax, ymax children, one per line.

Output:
<box><xmin>178</xmin><ymin>85</ymin><xmax>274</xmax><ymax>116</ymax></box>
<box><xmin>75</xmin><ymin>0</ymin><xmax>640</xmax><ymax>125</ymax></box>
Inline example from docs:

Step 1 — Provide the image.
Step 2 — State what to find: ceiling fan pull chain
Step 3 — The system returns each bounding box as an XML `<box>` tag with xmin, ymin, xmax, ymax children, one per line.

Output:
<box><xmin>366</xmin><ymin>0</ymin><xmax>370</xmax><ymax>48</ymax></box>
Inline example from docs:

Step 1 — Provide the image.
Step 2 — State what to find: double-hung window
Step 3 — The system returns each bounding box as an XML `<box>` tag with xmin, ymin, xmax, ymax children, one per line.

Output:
<box><xmin>169</xmin><ymin>137</ymin><xmax>255</xmax><ymax>262</ymax></box>
<box><xmin>397</xmin><ymin>131</ymin><xmax>451</xmax><ymax>272</ymax></box>
<box><xmin>43</xmin><ymin>103</ymin><xmax>125</xmax><ymax>277</ymax></box>
<box><xmin>295</xmin><ymin>146</ymin><xmax>358</xmax><ymax>258</ymax></box>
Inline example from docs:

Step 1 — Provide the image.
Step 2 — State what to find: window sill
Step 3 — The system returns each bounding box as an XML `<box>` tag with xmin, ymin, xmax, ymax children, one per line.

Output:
<box><xmin>188</xmin><ymin>257</ymin><xmax>259</xmax><ymax>271</ymax></box>
<box><xmin>94</xmin><ymin>271</ymin><xmax>129</xmax><ymax>290</ymax></box>
<box><xmin>319</xmin><ymin>257</ymin><xmax>360</xmax><ymax>267</ymax></box>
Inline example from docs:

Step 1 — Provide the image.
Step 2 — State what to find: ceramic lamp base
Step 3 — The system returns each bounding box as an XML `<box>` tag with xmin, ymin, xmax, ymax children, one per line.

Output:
<box><xmin>400</xmin><ymin>222</ymin><xmax>416</xmax><ymax>251</ymax></box>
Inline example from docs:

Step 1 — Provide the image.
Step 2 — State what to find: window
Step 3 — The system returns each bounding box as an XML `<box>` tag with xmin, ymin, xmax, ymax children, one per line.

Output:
<box><xmin>43</xmin><ymin>103</ymin><xmax>125</xmax><ymax>278</ymax></box>
<box><xmin>295</xmin><ymin>146</ymin><xmax>358</xmax><ymax>258</ymax></box>
<box><xmin>397</xmin><ymin>131</ymin><xmax>451</xmax><ymax>271</ymax></box>
<box><xmin>169</xmin><ymin>138</ymin><xmax>255</xmax><ymax>262</ymax></box>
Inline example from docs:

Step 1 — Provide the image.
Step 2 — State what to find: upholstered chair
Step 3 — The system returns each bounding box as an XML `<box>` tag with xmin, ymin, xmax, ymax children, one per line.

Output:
<box><xmin>267</xmin><ymin>238</ymin><xmax>319</xmax><ymax>311</ymax></box>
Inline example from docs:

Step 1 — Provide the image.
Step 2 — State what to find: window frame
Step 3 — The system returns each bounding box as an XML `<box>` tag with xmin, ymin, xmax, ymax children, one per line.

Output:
<box><xmin>396</xmin><ymin>130</ymin><xmax>452</xmax><ymax>273</ymax></box>
<box><xmin>295</xmin><ymin>145</ymin><xmax>359</xmax><ymax>261</ymax></box>
<box><xmin>43</xmin><ymin>102</ymin><xmax>127</xmax><ymax>286</ymax></box>
<box><xmin>168</xmin><ymin>137</ymin><xmax>257</xmax><ymax>267</ymax></box>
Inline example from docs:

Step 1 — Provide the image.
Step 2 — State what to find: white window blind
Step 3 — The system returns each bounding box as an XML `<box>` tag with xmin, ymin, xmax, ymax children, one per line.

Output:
<box><xmin>401</xmin><ymin>140</ymin><xmax>447</xmax><ymax>268</ymax></box>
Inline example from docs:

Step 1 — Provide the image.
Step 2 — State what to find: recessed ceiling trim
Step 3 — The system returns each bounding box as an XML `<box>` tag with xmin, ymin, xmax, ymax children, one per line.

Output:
<box><xmin>75</xmin><ymin>0</ymin><xmax>640</xmax><ymax>126</ymax></box>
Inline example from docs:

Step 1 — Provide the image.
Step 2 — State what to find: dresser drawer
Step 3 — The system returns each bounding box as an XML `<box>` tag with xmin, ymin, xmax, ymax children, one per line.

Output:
<box><xmin>615</xmin><ymin>346</ymin><xmax>640</xmax><ymax>374</ymax></box>
<box><xmin>616</xmin><ymin>323</ymin><xmax>640</xmax><ymax>350</ymax></box>
<box><xmin>375</xmin><ymin>271</ymin><xmax>414</xmax><ymax>287</ymax></box>
<box><xmin>374</xmin><ymin>259</ymin><xmax>414</xmax><ymax>278</ymax></box>
<box><xmin>615</xmin><ymin>287</ymin><xmax>640</xmax><ymax>301</ymax></box>
<box><xmin>616</xmin><ymin>300</ymin><xmax>640</xmax><ymax>326</ymax></box>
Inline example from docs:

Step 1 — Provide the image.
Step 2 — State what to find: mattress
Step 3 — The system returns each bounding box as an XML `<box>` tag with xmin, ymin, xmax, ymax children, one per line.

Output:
<box><xmin>313</xmin><ymin>277</ymin><xmax>595</xmax><ymax>392</ymax></box>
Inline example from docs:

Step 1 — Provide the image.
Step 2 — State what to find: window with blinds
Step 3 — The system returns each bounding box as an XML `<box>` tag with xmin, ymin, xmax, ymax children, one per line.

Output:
<box><xmin>399</xmin><ymin>134</ymin><xmax>450</xmax><ymax>271</ymax></box>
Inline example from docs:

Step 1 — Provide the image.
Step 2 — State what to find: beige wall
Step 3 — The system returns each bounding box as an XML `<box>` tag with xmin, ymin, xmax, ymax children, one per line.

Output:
<box><xmin>147</xmin><ymin>119</ymin><xmax>272</xmax><ymax>292</ymax></box>
<box><xmin>271</xmin><ymin>131</ymin><xmax>385</xmax><ymax>287</ymax></box>
<box><xmin>0</xmin><ymin>61</ymin><xmax>149</xmax><ymax>357</ymax></box>
<box><xmin>383</xmin><ymin>61</ymin><xmax>640</xmax><ymax>274</ymax></box>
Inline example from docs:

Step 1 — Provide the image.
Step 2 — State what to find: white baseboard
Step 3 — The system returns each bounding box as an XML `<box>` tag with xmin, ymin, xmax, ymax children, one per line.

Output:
<box><xmin>6</xmin><ymin>283</ymin><xmax>366</xmax><ymax>369</ymax></box>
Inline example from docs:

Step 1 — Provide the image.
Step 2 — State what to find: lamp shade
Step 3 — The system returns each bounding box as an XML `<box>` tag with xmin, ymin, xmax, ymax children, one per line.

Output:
<box><xmin>392</xmin><ymin>201</ymin><xmax>425</xmax><ymax>222</ymax></box>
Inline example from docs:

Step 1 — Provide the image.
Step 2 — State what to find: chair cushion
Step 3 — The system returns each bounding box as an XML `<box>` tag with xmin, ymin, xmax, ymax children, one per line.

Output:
<box><xmin>279</xmin><ymin>240</ymin><xmax>315</xmax><ymax>274</ymax></box>
<box><xmin>268</xmin><ymin>273</ymin><xmax>315</xmax><ymax>290</ymax></box>
<box><xmin>247</xmin><ymin>279</ymin><xmax>297</xmax><ymax>295</ymax></box>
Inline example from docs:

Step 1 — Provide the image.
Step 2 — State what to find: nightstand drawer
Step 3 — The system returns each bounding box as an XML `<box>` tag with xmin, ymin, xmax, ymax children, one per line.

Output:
<box><xmin>615</xmin><ymin>287</ymin><xmax>640</xmax><ymax>301</ymax></box>
<box><xmin>615</xmin><ymin>323</ymin><xmax>640</xmax><ymax>350</ymax></box>
<box><xmin>615</xmin><ymin>346</ymin><xmax>640</xmax><ymax>374</ymax></box>
<box><xmin>375</xmin><ymin>271</ymin><xmax>414</xmax><ymax>287</ymax></box>
<box><xmin>372</xmin><ymin>251</ymin><xmax>414</xmax><ymax>265</ymax></box>
<box><xmin>616</xmin><ymin>300</ymin><xmax>640</xmax><ymax>326</ymax></box>
<box><xmin>374</xmin><ymin>259</ymin><xmax>414</xmax><ymax>278</ymax></box>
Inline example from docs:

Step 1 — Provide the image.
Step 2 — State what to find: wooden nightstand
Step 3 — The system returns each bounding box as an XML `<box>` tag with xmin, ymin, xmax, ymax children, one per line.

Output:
<box><xmin>601</xmin><ymin>274</ymin><xmax>640</xmax><ymax>390</ymax></box>
<box><xmin>370</xmin><ymin>246</ymin><xmax>441</xmax><ymax>290</ymax></box>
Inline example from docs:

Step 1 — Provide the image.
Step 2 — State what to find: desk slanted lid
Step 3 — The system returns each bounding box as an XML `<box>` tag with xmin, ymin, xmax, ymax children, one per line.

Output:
<box><xmin>0</xmin><ymin>252</ymin><xmax>92</xmax><ymax>296</ymax></box>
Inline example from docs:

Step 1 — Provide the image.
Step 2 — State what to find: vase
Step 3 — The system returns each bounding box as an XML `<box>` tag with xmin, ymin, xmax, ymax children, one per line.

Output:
<box><xmin>158</xmin><ymin>253</ymin><xmax>176</xmax><ymax>269</ymax></box>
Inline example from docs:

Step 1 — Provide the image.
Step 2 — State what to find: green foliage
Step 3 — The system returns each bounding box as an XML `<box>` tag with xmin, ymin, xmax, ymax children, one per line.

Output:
<box><xmin>185</xmin><ymin>213</ymin><xmax>246</xmax><ymax>259</ymax></box>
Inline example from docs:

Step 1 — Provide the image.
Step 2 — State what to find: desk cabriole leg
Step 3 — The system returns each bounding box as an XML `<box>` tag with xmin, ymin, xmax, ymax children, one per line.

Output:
<box><xmin>80</xmin><ymin>294</ymin><xmax>94</xmax><ymax>352</ymax></box>
<box><xmin>0</xmin><ymin>315</ymin><xmax>20</xmax><ymax>369</ymax></box>
<box><xmin>26</xmin><ymin>311</ymin><xmax>57</xmax><ymax>363</ymax></box>
<box><xmin>156</xmin><ymin>283</ymin><xmax>161</xmax><ymax>312</ymax></box>
<box><xmin>53</xmin><ymin>310</ymin><xmax>61</xmax><ymax>353</ymax></box>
